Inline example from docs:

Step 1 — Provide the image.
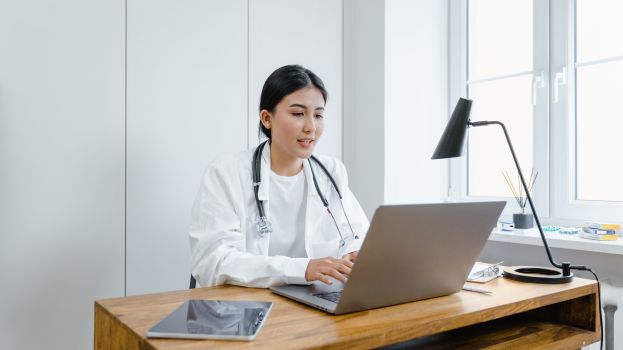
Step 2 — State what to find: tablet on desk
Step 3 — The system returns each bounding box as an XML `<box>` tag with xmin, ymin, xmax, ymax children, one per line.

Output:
<box><xmin>146</xmin><ymin>300</ymin><xmax>272</xmax><ymax>341</ymax></box>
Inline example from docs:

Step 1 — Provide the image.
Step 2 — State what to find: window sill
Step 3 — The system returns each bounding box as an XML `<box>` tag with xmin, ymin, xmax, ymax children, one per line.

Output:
<box><xmin>489</xmin><ymin>228</ymin><xmax>623</xmax><ymax>256</ymax></box>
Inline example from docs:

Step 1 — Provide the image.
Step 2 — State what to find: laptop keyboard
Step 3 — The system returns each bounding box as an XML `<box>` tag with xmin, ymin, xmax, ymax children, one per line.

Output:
<box><xmin>313</xmin><ymin>291</ymin><xmax>343</xmax><ymax>303</ymax></box>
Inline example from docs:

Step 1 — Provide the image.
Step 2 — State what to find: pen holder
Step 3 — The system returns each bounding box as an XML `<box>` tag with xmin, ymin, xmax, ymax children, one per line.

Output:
<box><xmin>513</xmin><ymin>213</ymin><xmax>534</xmax><ymax>229</ymax></box>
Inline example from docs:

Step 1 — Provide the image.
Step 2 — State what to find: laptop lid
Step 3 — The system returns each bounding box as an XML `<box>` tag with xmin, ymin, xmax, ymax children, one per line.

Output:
<box><xmin>333</xmin><ymin>201</ymin><xmax>505</xmax><ymax>314</ymax></box>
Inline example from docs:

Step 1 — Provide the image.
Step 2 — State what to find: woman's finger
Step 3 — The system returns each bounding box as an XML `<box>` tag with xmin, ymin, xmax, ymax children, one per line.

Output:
<box><xmin>323</xmin><ymin>268</ymin><xmax>348</xmax><ymax>283</ymax></box>
<box><xmin>339</xmin><ymin>258</ymin><xmax>354</xmax><ymax>268</ymax></box>
<box><xmin>334</xmin><ymin>263</ymin><xmax>352</xmax><ymax>276</ymax></box>
<box><xmin>317</xmin><ymin>274</ymin><xmax>333</xmax><ymax>285</ymax></box>
<box><xmin>345</xmin><ymin>251</ymin><xmax>359</xmax><ymax>262</ymax></box>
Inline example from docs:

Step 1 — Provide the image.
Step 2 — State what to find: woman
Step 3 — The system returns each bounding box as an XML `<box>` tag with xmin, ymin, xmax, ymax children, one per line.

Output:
<box><xmin>189</xmin><ymin>65</ymin><xmax>369</xmax><ymax>288</ymax></box>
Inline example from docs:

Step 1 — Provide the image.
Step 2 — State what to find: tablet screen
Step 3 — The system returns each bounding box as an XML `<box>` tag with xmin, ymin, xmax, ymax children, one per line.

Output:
<box><xmin>146</xmin><ymin>300</ymin><xmax>273</xmax><ymax>341</ymax></box>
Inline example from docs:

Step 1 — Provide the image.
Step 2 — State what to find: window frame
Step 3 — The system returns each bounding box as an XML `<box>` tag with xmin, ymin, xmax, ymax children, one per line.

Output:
<box><xmin>448</xmin><ymin>0</ymin><xmax>550</xmax><ymax>218</ymax></box>
<box><xmin>450</xmin><ymin>0</ymin><xmax>623</xmax><ymax>223</ymax></box>
<box><xmin>550</xmin><ymin>0</ymin><xmax>623</xmax><ymax>222</ymax></box>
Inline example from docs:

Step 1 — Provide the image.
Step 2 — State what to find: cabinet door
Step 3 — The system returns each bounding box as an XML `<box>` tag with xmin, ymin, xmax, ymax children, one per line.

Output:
<box><xmin>126</xmin><ymin>0</ymin><xmax>248</xmax><ymax>295</ymax></box>
<box><xmin>0</xmin><ymin>1</ymin><xmax>125</xmax><ymax>349</ymax></box>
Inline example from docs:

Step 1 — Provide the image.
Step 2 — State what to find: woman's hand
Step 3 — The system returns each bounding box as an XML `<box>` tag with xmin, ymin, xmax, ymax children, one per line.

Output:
<box><xmin>305</xmin><ymin>257</ymin><xmax>354</xmax><ymax>285</ymax></box>
<box><xmin>342</xmin><ymin>251</ymin><xmax>359</xmax><ymax>263</ymax></box>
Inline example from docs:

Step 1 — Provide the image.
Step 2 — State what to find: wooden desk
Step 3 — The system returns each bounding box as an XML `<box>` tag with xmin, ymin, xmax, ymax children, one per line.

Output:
<box><xmin>95</xmin><ymin>276</ymin><xmax>600</xmax><ymax>349</ymax></box>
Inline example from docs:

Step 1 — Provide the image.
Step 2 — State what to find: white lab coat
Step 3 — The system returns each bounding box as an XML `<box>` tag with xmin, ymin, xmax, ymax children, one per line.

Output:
<box><xmin>189</xmin><ymin>144</ymin><xmax>369</xmax><ymax>288</ymax></box>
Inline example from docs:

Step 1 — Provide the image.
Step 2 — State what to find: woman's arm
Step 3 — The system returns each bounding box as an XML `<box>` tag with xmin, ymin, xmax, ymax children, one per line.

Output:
<box><xmin>189</xmin><ymin>162</ymin><xmax>309</xmax><ymax>288</ymax></box>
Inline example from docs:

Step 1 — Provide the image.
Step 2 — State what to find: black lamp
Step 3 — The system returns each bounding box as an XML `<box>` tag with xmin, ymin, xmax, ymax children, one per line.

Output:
<box><xmin>432</xmin><ymin>98</ymin><xmax>588</xmax><ymax>283</ymax></box>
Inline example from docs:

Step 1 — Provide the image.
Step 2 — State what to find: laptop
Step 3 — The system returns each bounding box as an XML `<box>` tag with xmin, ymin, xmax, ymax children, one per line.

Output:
<box><xmin>270</xmin><ymin>201</ymin><xmax>505</xmax><ymax>314</ymax></box>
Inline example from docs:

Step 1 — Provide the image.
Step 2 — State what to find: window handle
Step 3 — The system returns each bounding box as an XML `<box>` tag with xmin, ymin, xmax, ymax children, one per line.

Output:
<box><xmin>553</xmin><ymin>67</ymin><xmax>567</xmax><ymax>103</ymax></box>
<box><xmin>532</xmin><ymin>71</ymin><xmax>546</xmax><ymax>106</ymax></box>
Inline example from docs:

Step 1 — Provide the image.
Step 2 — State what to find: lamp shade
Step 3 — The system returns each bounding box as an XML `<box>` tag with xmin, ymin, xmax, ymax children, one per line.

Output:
<box><xmin>431</xmin><ymin>98</ymin><xmax>473</xmax><ymax>159</ymax></box>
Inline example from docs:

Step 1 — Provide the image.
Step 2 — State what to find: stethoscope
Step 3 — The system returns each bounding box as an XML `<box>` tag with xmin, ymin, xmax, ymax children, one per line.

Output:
<box><xmin>252</xmin><ymin>140</ymin><xmax>359</xmax><ymax>247</ymax></box>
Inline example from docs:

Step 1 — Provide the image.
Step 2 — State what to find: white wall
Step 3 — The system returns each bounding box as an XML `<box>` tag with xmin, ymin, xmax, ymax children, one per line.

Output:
<box><xmin>385</xmin><ymin>0</ymin><xmax>449</xmax><ymax>205</ymax></box>
<box><xmin>0</xmin><ymin>1</ymin><xmax>125</xmax><ymax>349</ymax></box>
<box><xmin>343</xmin><ymin>0</ymin><xmax>386</xmax><ymax>217</ymax></box>
<box><xmin>344</xmin><ymin>0</ymin><xmax>449</xmax><ymax>217</ymax></box>
<box><xmin>125</xmin><ymin>0</ymin><xmax>248</xmax><ymax>296</ymax></box>
<box><xmin>248</xmin><ymin>0</ymin><xmax>343</xmax><ymax>159</ymax></box>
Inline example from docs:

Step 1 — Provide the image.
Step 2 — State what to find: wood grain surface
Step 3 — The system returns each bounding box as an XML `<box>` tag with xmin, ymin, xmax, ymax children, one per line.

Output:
<box><xmin>95</xmin><ymin>275</ymin><xmax>600</xmax><ymax>349</ymax></box>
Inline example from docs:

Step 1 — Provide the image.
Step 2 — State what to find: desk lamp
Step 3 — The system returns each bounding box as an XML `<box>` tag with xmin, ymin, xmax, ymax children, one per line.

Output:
<box><xmin>432</xmin><ymin>98</ymin><xmax>588</xmax><ymax>283</ymax></box>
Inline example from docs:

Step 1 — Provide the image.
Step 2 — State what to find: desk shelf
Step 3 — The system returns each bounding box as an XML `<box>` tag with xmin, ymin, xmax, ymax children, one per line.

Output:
<box><xmin>387</xmin><ymin>318</ymin><xmax>594</xmax><ymax>350</ymax></box>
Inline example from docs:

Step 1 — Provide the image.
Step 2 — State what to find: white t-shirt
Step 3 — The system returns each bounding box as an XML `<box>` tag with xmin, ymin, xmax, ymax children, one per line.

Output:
<box><xmin>267</xmin><ymin>169</ymin><xmax>308</xmax><ymax>258</ymax></box>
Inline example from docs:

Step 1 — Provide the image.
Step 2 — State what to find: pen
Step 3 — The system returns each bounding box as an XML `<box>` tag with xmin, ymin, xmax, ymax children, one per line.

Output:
<box><xmin>462</xmin><ymin>285</ymin><xmax>492</xmax><ymax>294</ymax></box>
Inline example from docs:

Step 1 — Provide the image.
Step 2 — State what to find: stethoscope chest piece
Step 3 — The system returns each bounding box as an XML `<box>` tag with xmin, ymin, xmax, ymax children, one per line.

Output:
<box><xmin>256</xmin><ymin>216</ymin><xmax>272</xmax><ymax>237</ymax></box>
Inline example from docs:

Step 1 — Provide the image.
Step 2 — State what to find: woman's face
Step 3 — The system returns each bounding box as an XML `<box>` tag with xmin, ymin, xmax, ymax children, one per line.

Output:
<box><xmin>261</xmin><ymin>86</ymin><xmax>325</xmax><ymax>161</ymax></box>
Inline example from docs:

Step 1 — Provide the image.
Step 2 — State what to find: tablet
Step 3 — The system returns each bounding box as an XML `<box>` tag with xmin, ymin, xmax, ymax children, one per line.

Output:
<box><xmin>146</xmin><ymin>300</ymin><xmax>273</xmax><ymax>341</ymax></box>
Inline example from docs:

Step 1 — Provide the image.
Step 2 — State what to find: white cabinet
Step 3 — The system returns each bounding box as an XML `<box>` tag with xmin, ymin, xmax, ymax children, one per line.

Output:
<box><xmin>0</xmin><ymin>1</ymin><xmax>346</xmax><ymax>349</ymax></box>
<box><xmin>0</xmin><ymin>1</ymin><xmax>125</xmax><ymax>349</ymax></box>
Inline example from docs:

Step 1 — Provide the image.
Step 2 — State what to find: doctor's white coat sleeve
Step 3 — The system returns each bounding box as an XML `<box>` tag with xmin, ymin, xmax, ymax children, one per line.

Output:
<box><xmin>189</xmin><ymin>163</ymin><xmax>309</xmax><ymax>288</ymax></box>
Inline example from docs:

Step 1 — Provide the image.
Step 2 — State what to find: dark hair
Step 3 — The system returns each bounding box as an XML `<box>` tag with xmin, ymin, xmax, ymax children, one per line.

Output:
<box><xmin>258</xmin><ymin>65</ymin><xmax>328</xmax><ymax>139</ymax></box>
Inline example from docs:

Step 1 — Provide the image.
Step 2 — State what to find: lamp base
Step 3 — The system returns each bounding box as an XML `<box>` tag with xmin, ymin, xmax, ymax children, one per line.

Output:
<box><xmin>503</xmin><ymin>266</ymin><xmax>574</xmax><ymax>284</ymax></box>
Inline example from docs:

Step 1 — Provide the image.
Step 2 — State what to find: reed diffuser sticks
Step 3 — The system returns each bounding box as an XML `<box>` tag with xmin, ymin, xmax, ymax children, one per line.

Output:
<box><xmin>502</xmin><ymin>169</ymin><xmax>538</xmax><ymax>213</ymax></box>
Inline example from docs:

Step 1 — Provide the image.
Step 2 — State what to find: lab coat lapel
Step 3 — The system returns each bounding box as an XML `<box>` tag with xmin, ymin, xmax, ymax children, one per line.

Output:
<box><xmin>257</xmin><ymin>143</ymin><xmax>270</xmax><ymax>202</ymax></box>
<box><xmin>303</xmin><ymin>158</ymin><xmax>326</xmax><ymax>258</ymax></box>
<box><xmin>254</xmin><ymin>143</ymin><xmax>271</xmax><ymax>255</ymax></box>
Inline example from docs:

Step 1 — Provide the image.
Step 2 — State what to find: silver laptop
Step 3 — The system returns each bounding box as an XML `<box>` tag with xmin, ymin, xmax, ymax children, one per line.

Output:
<box><xmin>270</xmin><ymin>201</ymin><xmax>505</xmax><ymax>314</ymax></box>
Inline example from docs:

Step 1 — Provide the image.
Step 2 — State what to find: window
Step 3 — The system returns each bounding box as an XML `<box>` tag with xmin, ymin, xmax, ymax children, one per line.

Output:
<box><xmin>574</xmin><ymin>0</ymin><xmax>623</xmax><ymax>201</ymax></box>
<box><xmin>466</xmin><ymin>0</ymin><xmax>536</xmax><ymax>199</ymax></box>
<box><xmin>450</xmin><ymin>0</ymin><xmax>623</xmax><ymax>222</ymax></box>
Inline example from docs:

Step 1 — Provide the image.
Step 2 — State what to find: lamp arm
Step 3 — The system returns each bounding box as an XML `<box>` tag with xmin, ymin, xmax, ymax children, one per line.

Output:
<box><xmin>469</xmin><ymin>120</ymin><xmax>587</xmax><ymax>271</ymax></box>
